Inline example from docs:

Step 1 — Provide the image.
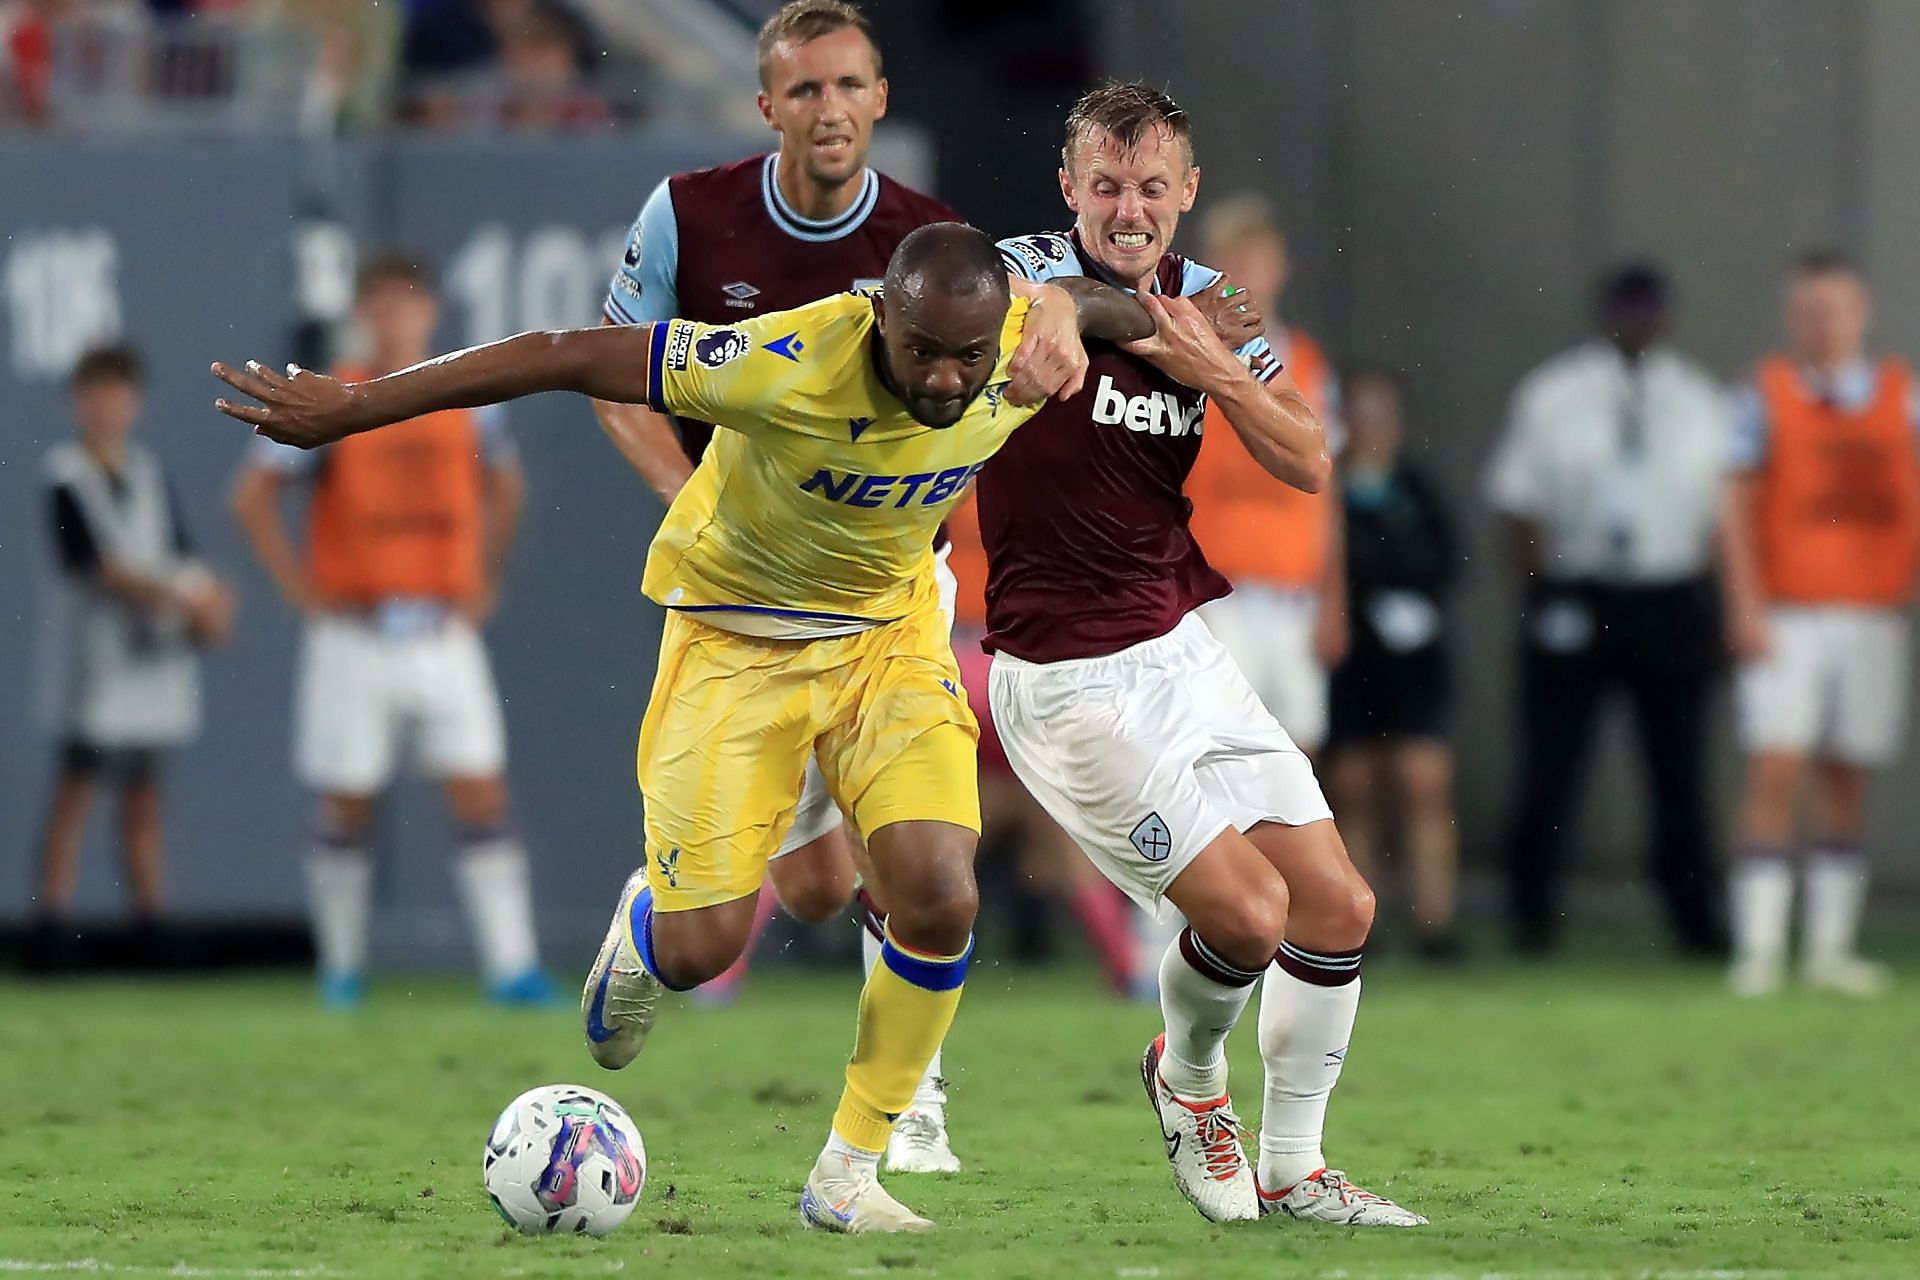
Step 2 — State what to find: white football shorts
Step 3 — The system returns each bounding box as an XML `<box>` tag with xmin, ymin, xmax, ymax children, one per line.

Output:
<box><xmin>988</xmin><ymin>611</ymin><xmax>1331</xmax><ymax>914</ymax></box>
<box><xmin>295</xmin><ymin>612</ymin><xmax>507</xmax><ymax>795</ymax></box>
<box><xmin>1737</xmin><ymin>604</ymin><xmax>1910</xmax><ymax>766</ymax></box>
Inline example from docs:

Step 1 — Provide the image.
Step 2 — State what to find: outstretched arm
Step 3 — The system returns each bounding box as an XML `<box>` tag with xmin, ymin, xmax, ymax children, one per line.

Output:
<box><xmin>213</xmin><ymin>326</ymin><xmax>661</xmax><ymax>450</ymax></box>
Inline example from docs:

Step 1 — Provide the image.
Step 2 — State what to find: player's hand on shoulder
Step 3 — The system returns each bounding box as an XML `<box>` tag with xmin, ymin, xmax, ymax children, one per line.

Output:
<box><xmin>1190</xmin><ymin>274</ymin><xmax>1265</xmax><ymax>349</ymax></box>
<box><xmin>1005</xmin><ymin>282</ymin><xmax>1090</xmax><ymax>407</ymax></box>
<box><xmin>212</xmin><ymin>360</ymin><xmax>366</xmax><ymax>450</ymax></box>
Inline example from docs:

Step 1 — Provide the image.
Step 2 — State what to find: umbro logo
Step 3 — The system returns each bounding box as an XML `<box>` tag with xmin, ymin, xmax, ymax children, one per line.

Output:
<box><xmin>849</xmin><ymin>416</ymin><xmax>874</xmax><ymax>440</ymax></box>
<box><xmin>721</xmin><ymin>281</ymin><xmax>760</xmax><ymax>310</ymax></box>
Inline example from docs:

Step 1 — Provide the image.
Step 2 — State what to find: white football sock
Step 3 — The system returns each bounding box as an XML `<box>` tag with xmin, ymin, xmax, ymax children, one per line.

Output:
<box><xmin>454</xmin><ymin>833</ymin><xmax>540</xmax><ymax>984</ymax></box>
<box><xmin>1803</xmin><ymin>848</ymin><xmax>1868</xmax><ymax>966</ymax></box>
<box><xmin>1730</xmin><ymin>852</ymin><xmax>1794</xmax><ymax>969</ymax></box>
<box><xmin>860</xmin><ymin>890</ymin><xmax>945</xmax><ymax>1111</ymax></box>
<box><xmin>824</xmin><ymin>1127</ymin><xmax>884</xmax><ymax>1168</ymax></box>
<box><xmin>304</xmin><ymin>842</ymin><xmax>372</xmax><ymax>978</ymax></box>
<box><xmin>1257</xmin><ymin>949</ymin><xmax>1363</xmax><ymax>1191</ymax></box>
<box><xmin>1157</xmin><ymin>927</ymin><xmax>1262</xmax><ymax>1101</ymax></box>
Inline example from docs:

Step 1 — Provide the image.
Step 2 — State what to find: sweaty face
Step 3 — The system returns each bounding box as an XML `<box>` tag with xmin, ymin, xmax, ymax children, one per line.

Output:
<box><xmin>1060</xmin><ymin>125</ymin><xmax>1198</xmax><ymax>289</ymax></box>
<box><xmin>874</xmin><ymin>288</ymin><xmax>1006</xmax><ymax>429</ymax></box>
<box><xmin>72</xmin><ymin>380</ymin><xmax>139</xmax><ymax>448</ymax></box>
<box><xmin>1786</xmin><ymin>272</ymin><xmax>1870</xmax><ymax>368</ymax></box>
<box><xmin>759</xmin><ymin>27</ymin><xmax>888</xmax><ymax>188</ymax></box>
<box><xmin>356</xmin><ymin>280</ymin><xmax>439</xmax><ymax>363</ymax></box>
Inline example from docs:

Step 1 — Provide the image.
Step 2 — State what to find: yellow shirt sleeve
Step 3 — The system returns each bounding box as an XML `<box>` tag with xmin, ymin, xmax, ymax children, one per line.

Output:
<box><xmin>643</xmin><ymin>307</ymin><xmax>833</xmax><ymax>442</ymax></box>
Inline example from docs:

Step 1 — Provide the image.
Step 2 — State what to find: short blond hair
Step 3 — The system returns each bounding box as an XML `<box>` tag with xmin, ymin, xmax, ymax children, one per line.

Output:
<box><xmin>756</xmin><ymin>1</ymin><xmax>880</xmax><ymax>88</ymax></box>
<box><xmin>1199</xmin><ymin>193</ymin><xmax>1285</xmax><ymax>261</ymax></box>
<box><xmin>1062</xmin><ymin>81</ymin><xmax>1194</xmax><ymax>174</ymax></box>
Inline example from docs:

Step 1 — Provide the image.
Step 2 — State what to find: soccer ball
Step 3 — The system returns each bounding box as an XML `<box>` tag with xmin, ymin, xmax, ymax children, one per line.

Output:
<box><xmin>483</xmin><ymin>1084</ymin><xmax>647</xmax><ymax>1237</ymax></box>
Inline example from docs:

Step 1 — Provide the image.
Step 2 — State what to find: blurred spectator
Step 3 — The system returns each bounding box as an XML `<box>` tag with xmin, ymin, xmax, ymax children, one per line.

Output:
<box><xmin>3</xmin><ymin>0</ymin><xmax>75</xmax><ymax>126</ymax></box>
<box><xmin>1186</xmin><ymin>194</ymin><xmax>1348</xmax><ymax>760</ymax></box>
<box><xmin>496</xmin><ymin>0</ymin><xmax>604</xmax><ymax>131</ymax></box>
<box><xmin>1323</xmin><ymin>368</ymin><xmax>1463</xmax><ymax>960</ymax></box>
<box><xmin>1487</xmin><ymin>264</ymin><xmax>1730</xmax><ymax>958</ymax></box>
<box><xmin>33</xmin><ymin>344</ymin><xmax>234</xmax><ymax>942</ymax></box>
<box><xmin>228</xmin><ymin>252</ymin><xmax>554</xmax><ymax>1009</ymax></box>
<box><xmin>1721</xmin><ymin>251</ymin><xmax>1918</xmax><ymax>998</ymax></box>
<box><xmin>402</xmin><ymin>0</ymin><xmax>608</xmax><ymax>131</ymax></box>
<box><xmin>260</xmin><ymin>0</ymin><xmax>402</xmax><ymax>132</ymax></box>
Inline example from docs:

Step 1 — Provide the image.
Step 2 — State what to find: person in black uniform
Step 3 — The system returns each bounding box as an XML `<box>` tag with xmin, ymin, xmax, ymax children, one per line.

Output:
<box><xmin>1323</xmin><ymin>368</ymin><xmax>1463</xmax><ymax>959</ymax></box>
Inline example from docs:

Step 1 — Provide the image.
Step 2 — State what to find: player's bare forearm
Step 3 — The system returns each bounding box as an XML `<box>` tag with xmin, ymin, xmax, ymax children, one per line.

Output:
<box><xmin>1043</xmin><ymin>277</ymin><xmax>1153</xmax><ymax>343</ymax></box>
<box><xmin>213</xmin><ymin>327</ymin><xmax>659</xmax><ymax>450</ymax></box>
<box><xmin>95</xmin><ymin>560</ymin><xmax>184</xmax><ymax>612</ymax></box>
<box><xmin>1212</xmin><ymin>369</ymin><xmax>1333</xmax><ymax>494</ymax></box>
<box><xmin>592</xmin><ymin>397</ymin><xmax>696</xmax><ymax>505</ymax></box>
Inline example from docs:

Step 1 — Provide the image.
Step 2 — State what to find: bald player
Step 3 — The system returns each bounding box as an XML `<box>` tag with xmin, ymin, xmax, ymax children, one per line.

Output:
<box><xmin>214</xmin><ymin>224</ymin><xmax>1151</xmax><ymax>1233</ymax></box>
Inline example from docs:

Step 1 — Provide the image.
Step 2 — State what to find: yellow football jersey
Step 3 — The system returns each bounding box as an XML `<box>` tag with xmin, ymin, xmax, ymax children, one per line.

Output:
<box><xmin>640</xmin><ymin>291</ymin><xmax>1035</xmax><ymax>633</ymax></box>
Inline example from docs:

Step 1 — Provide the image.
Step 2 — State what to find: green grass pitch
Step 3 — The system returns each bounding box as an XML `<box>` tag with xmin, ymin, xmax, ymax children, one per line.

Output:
<box><xmin>2</xmin><ymin>951</ymin><xmax>1915</xmax><ymax>1279</ymax></box>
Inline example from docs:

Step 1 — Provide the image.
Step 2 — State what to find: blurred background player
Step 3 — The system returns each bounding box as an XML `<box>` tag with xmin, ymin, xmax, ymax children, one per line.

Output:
<box><xmin>1486</xmin><ymin>264</ymin><xmax>1731</xmax><ymax>959</ymax></box>
<box><xmin>1137</xmin><ymin>195</ymin><xmax>1348</xmax><ymax>991</ymax></box>
<box><xmin>229</xmin><ymin>252</ymin><xmax>552</xmax><ymax>1009</ymax></box>
<box><xmin>33</xmin><ymin>343</ymin><xmax>233</xmax><ymax>956</ymax></box>
<box><xmin>1187</xmin><ymin>194</ymin><xmax>1348</xmax><ymax>763</ymax></box>
<box><xmin>1721</xmin><ymin>251</ymin><xmax>1919</xmax><ymax>998</ymax></box>
<box><xmin>593</xmin><ymin>0</ymin><xmax>967</xmax><ymax>1174</ymax></box>
<box><xmin>1321</xmin><ymin>367</ymin><xmax>1463</xmax><ymax>959</ymax></box>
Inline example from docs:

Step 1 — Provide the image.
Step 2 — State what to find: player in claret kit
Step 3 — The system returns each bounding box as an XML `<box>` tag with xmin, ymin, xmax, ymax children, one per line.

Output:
<box><xmin>213</xmin><ymin>224</ymin><xmax>1152</xmax><ymax>1233</ymax></box>
<box><xmin>981</xmin><ymin>83</ymin><xmax>1427</xmax><ymax>1227</ymax></box>
<box><xmin>593</xmin><ymin>0</ymin><xmax>1047</xmax><ymax>1174</ymax></box>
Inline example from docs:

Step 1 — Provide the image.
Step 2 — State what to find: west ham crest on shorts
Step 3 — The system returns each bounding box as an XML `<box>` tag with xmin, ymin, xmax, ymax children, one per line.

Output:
<box><xmin>1129</xmin><ymin>812</ymin><xmax>1172</xmax><ymax>862</ymax></box>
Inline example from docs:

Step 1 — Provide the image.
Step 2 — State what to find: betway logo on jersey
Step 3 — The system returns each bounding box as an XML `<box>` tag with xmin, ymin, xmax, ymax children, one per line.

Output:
<box><xmin>1091</xmin><ymin>375</ymin><xmax>1204</xmax><ymax>437</ymax></box>
<box><xmin>800</xmin><ymin>462</ymin><xmax>984</xmax><ymax>509</ymax></box>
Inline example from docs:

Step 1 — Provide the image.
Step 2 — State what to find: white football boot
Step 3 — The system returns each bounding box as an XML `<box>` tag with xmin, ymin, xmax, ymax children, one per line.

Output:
<box><xmin>885</xmin><ymin>1077</ymin><xmax>961</xmax><ymax>1174</ymax></box>
<box><xmin>1802</xmin><ymin>953</ymin><xmax>1891</xmax><ymax>997</ymax></box>
<box><xmin>1139</xmin><ymin>1034</ymin><xmax>1257</xmax><ymax>1222</ymax></box>
<box><xmin>1256</xmin><ymin>1168</ymin><xmax>1428</xmax><ymax>1226</ymax></box>
<box><xmin>799</xmin><ymin>1150</ymin><xmax>936</xmax><ymax>1233</ymax></box>
<box><xmin>581</xmin><ymin>870</ymin><xmax>665</xmax><ymax>1070</ymax></box>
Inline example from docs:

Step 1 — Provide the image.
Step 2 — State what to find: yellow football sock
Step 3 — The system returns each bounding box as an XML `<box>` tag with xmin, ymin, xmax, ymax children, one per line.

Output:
<box><xmin>831</xmin><ymin>924</ymin><xmax>972</xmax><ymax>1152</ymax></box>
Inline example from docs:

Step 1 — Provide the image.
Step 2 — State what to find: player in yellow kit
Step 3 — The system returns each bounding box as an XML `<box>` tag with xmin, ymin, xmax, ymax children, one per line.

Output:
<box><xmin>212</xmin><ymin>224</ymin><xmax>1154</xmax><ymax>1233</ymax></box>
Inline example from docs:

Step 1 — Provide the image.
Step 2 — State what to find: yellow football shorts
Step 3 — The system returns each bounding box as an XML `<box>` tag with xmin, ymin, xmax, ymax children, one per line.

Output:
<box><xmin>636</xmin><ymin>603</ymin><xmax>980</xmax><ymax>912</ymax></box>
